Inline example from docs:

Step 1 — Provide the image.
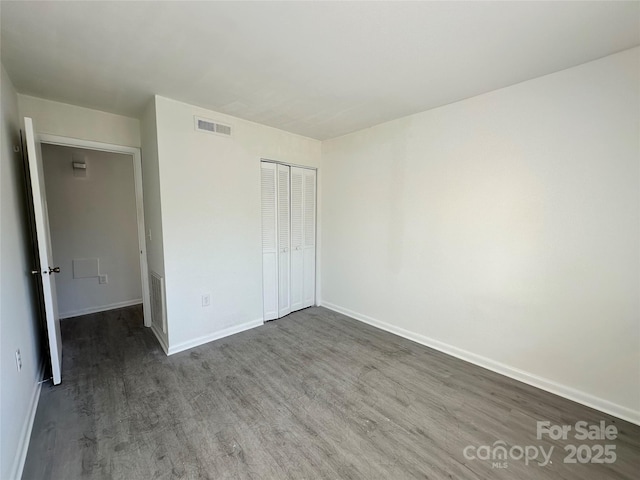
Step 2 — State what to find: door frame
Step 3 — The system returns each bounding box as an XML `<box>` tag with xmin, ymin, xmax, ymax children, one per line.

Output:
<box><xmin>38</xmin><ymin>134</ymin><xmax>152</xmax><ymax>328</ymax></box>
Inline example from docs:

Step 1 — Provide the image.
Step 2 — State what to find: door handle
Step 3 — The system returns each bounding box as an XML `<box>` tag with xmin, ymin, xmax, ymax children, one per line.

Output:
<box><xmin>31</xmin><ymin>267</ymin><xmax>60</xmax><ymax>275</ymax></box>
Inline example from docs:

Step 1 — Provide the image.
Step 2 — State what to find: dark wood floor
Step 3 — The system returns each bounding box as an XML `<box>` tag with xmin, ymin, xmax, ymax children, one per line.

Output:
<box><xmin>23</xmin><ymin>305</ymin><xmax>639</xmax><ymax>479</ymax></box>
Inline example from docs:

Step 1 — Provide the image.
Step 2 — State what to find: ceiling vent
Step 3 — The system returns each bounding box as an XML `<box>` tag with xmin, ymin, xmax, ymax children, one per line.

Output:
<box><xmin>194</xmin><ymin>116</ymin><xmax>232</xmax><ymax>137</ymax></box>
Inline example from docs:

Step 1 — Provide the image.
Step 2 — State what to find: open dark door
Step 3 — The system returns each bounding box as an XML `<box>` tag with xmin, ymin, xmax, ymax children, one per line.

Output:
<box><xmin>22</xmin><ymin>117</ymin><xmax>62</xmax><ymax>384</ymax></box>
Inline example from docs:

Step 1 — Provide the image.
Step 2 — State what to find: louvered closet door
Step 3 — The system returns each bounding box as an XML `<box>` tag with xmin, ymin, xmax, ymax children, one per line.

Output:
<box><xmin>302</xmin><ymin>168</ymin><xmax>316</xmax><ymax>308</ymax></box>
<box><xmin>289</xmin><ymin>167</ymin><xmax>304</xmax><ymax>311</ymax></box>
<box><xmin>277</xmin><ymin>164</ymin><xmax>291</xmax><ymax>317</ymax></box>
<box><xmin>261</xmin><ymin>162</ymin><xmax>278</xmax><ymax>321</ymax></box>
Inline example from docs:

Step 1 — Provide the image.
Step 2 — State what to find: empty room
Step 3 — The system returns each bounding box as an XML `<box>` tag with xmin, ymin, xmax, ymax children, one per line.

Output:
<box><xmin>1</xmin><ymin>1</ymin><xmax>638</xmax><ymax>479</ymax></box>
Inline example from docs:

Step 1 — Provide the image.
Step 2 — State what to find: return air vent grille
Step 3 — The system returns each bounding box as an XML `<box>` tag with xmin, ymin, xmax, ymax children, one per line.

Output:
<box><xmin>150</xmin><ymin>271</ymin><xmax>167</xmax><ymax>334</ymax></box>
<box><xmin>194</xmin><ymin>116</ymin><xmax>232</xmax><ymax>137</ymax></box>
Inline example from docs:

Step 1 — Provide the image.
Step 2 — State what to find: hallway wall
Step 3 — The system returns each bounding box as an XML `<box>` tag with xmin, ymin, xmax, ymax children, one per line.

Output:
<box><xmin>42</xmin><ymin>144</ymin><xmax>142</xmax><ymax>318</ymax></box>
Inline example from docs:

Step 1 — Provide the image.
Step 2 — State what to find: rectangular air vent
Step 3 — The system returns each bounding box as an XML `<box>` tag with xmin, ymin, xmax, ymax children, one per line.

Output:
<box><xmin>194</xmin><ymin>116</ymin><xmax>232</xmax><ymax>137</ymax></box>
<box><xmin>149</xmin><ymin>271</ymin><xmax>167</xmax><ymax>334</ymax></box>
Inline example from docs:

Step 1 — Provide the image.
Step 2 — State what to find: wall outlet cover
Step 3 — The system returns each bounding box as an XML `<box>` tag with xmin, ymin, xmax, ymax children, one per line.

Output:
<box><xmin>202</xmin><ymin>294</ymin><xmax>211</xmax><ymax>307</ymax></box>
<box><xmin>15</xmin><ymin>349</ymin><xmax>22</xmax><ymax>372</ymax></box>
<box><xmin>99</xmin><ymin>274</ymin><xmax>108</xmax><ymax>284</ymax></box>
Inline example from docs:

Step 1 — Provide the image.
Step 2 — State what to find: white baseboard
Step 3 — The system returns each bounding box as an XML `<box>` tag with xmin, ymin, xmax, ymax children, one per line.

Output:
<box><xmin>167</xmin><ymin>318</ymin><xmax>264</xmax><ymax>355</ymax></box>
<box><xmin>10</xmin><ymin>361</ymin><xmax>45</xmax><ymax>480</ymax></box>
<box><xmin>60</xmin><ymin>299</ymin><xmax>143</xmax><ymax>319</ymax></box>
<box><xmin>320</xmin><ymin>301</ymin><xmax>640</xmax><ymax>426</ymax></box>
<box><xmin>150</xmin><ymin>322</ymin><xmax>169</xmax><ymax>355</ymax></box>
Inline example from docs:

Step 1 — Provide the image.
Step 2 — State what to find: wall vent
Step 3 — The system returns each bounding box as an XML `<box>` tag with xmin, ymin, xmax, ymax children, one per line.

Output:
<box><xmin>194</xmin><ymin>116</ymin><xmax>232</xmax><ymax>137</ymax></box>
<box><xmin>150</xmin><ymin>271</ymin><xmax>167</xmax><ymax>334</ymax></box>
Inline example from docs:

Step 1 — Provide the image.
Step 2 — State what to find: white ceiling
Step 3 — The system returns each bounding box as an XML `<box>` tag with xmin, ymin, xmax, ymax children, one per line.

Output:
<box><xmin>2</xmin><ymin>1</ymin><xmax>638</xmax><ymax>140</ymax></box>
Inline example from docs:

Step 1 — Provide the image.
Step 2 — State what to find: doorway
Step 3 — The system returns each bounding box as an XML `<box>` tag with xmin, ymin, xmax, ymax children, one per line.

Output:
<box><xmin>39</xmin><ymin>135</ymin><xmax>151</xmax><ymax>327</ymax></box>
<box><xmin>261</xmin><ymin>160</ymin><xmax>317</xmax><ymax>321</ymax></box>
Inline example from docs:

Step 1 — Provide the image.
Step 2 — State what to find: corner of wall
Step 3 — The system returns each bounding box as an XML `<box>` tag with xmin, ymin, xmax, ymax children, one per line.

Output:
<box><xmin>317</xmin><ymin>49</ymin><xmax>640</xmax><ymax>422</ymax></box>
<box><xmin>140</xmin><ymin>95</ymin><xmax>169</xmax><ymax>349</ymax></box>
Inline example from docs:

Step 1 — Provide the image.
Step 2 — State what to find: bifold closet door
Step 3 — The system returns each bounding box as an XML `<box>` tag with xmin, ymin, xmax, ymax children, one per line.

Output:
<box><xmin>290</xmin><ymin>168</ymin><xmax>304</xmax><ymax>311</ymax></box>
<box><xmin>261</xmin><ymin>162</ymin><xmax>278</xmax><ymax>321</ymax></box>
<box><xmin>276</xmin><ymin>164</ymin><xmax>291</xmax><ymax>318</ymax></box>
<box><xmin>290</xmin><ymin>167</ymin><xmax>316</xmax><ymax>310</ymax></box>
<box><xmin>261</xmin><ymin>161</ymin><xmax>315</xmax><ymax>321</ymax></box>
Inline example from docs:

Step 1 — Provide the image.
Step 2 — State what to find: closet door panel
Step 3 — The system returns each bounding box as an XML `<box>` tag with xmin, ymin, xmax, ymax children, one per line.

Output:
<box><xmin>277</xmin><ymin>164</ymin><xmax>291</xmax><ymax>317</ymax></box>
<box><xmin>302</xmin><ymin>168</ymin><xmax>316</xmax><ymax>308</ymax></box>
<box><xmin>290</xmin><ymin>167</ymin><xmax>304</xmax><ymax>311</ymax></box>
<box><xmin>261</xmin><ymin>163</ymin><xmax>278</xmax><ymax>320</ymax></box>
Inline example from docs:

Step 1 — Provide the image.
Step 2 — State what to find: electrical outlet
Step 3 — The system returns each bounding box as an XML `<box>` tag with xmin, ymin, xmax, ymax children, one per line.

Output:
<box><xmin>202</xmin><ymin>294</ymin><xmax>211</xmax><ymax>307</ymax></box>
<box><xmin>15</xmin><ymin>349</ymin><xmax>22</xmax><ymax>372</ymax></box>
<box><xmin>99</xmin><ymin>274</ymin><xmax>108</xmax><ymax>284</ymax></box>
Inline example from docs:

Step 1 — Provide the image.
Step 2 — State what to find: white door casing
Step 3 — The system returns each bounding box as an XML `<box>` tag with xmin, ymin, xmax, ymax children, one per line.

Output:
<box><xmin>37</xmin><ymin>134</ymin><xmax>151</xmax><ymax>328</ymax></box>
<box><xmin>302</xmin><ymin>168</ymin><xmax>317</xmax><ymax>308</ymax></box>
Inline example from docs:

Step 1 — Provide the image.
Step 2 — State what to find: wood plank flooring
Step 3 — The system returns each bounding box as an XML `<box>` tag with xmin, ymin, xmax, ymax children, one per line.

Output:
<box><xmin>22</xmin><ymin>306</ymin><xmax>639</xmax><ymax>479</ymax></box>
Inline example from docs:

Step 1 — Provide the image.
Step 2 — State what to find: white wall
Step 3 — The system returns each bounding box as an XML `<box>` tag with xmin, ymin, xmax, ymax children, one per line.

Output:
<box><xmin>41</xmin><ymin>144</ymin><xmax>142</xmax><ymax>318</ymax></box>
<box><xmin>321</xmin><ymin>48</ymin><xmax>640</xmax><ymax>422</ymax></box>
<box><xmin>0</xmin><ymin>66</ymin><xmax>43</xmax><ymax>479</ymax></box>
<box><xmin>140</xmin><ymin>98</ymin><xmax>168</xmax><ymax>349</ymax></box>
<box><xmin>140</xmin><ymin>99</ymin><xmax>166</xmax><ymax>278</ymax></box>
<box><xmin>17</xmin><ymin>95</ymin><xmax>141</xmax><ymax>147</ymax></box>
<box><xmin>154</xmin><ymin>96</ymin><xmax>321</xmax><ymax>352</ymax></box>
